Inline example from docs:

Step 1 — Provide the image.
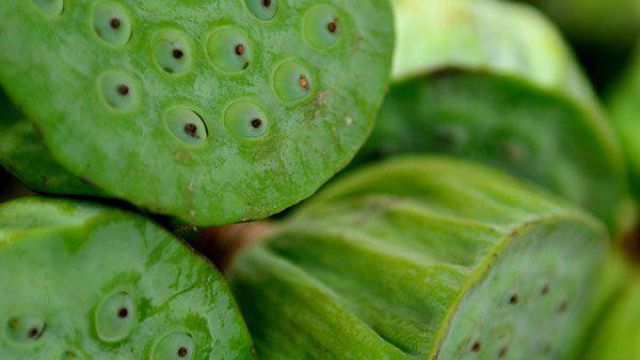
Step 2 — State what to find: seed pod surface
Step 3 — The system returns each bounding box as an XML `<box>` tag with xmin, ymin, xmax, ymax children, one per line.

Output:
<box><xmin>0</xmin><ymin>197</ymin><xmax>254</xmax><ymax>359</ymax></box>
<box><xmin>228</xmin><ymin>156</ymin><xmax>607</xmax><ymax>360</ymax></box>
<box><xmin>0</xmin><ymin>0</ymin><xmax>394</xmax><ymax>225</ymax></box>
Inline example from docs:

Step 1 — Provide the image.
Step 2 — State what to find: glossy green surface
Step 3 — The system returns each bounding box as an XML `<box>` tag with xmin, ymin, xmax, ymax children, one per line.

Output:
<box><xmin>0</xmin><ymin>0</ymin><xmax>394</xmax><ymax>226</ymax></box>
<box><xmin>229</xmin><ymin>156</ymin><xmax>607</xmax><ymax>359</ymax></box>
<box><xmin>0</xmin><ymin>197</ymin><xmax>254</xmax><ymax>359</ymax></box>
<box><xmin>357</xmin><ymin>0</ymin><xmax>634</xmax><ymax>237</ymax></box>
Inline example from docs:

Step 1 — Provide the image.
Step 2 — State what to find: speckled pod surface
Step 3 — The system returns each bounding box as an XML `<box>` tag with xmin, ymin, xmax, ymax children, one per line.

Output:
<box><xmin>0</xmin><ymin>197</ymin><xmax>254</xmax><ymax>359</ymax></box>
<box><xmin>357</xmin><ymin>0</ymin><xmax>634</xmax><ymax>237</ymax></box>
<box><xmin>228</xmin><ymin>156</ymin><xmax>607</xmax><ymax>359</ymax></box>
<box><xmin>0</xmin><ymin>0</ymin><xmax>394</xmax><ymax>226</ymax></box>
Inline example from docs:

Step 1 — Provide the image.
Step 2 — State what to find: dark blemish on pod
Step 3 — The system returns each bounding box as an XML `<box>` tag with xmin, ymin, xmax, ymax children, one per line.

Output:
<box><xmin>151</xmin><ymin>332</ymin><xmax>196</xmax><ymax>360</ymax></box>
<box><xmin>153</xmin><ymin>30</ymin><xmax>193</xmax><ymax>75</ymax></box>
<box><xmin>207</xmin><ymin>27</ymin><xmax>253</xmax><ymax>73</ymax></box>
<box><xmin>164</xmin><ymin>107</ymin><xmax>208</xmax><ymax>146</ymax></box>
<box><xmin>245</xmin><ymin>0</ymin><xmax>278</xmax><ymax>20</ymax></box>
<box><xmin>224</xmin><ymin>99</ymin><xmax>270</xmax><ymax>139</ymax></box>
<box><xmin>471</xmin><ymin>341</ymin><xmax>481</xmax><ymax>352</ymax></box>
<box><xmin>33</xmin><ymin>0</ymin><xmax>64</xmax><ymax>16</ymax></box>
<box><xmin>93</xmin><ymin>2</ymin><xmax>132</xmax><ymax>46</ymax></box>
<box><xmin>558</xmin><ymin>300</ymin><xmax>568</xmax><ymax>313</ymax></box>
<box><xmin>5</xmin><ymin>315</ymin><xmax>46</xmax><ymax>346</ymax></box>
<box><xmin>272</xmin><ymin>59</ymin><xmax>315</xmax><ymax>103</ymax></box>
<box><xmin>95</xmin><ymin>291</ymin><xmax>137</xmax><ymax>342</ymax></box>
<box><xmin>303</xmin><ymin>5</ymin><xmax>343</xmax><ymax>49</ymax></box>
<box><xmin>509</xmin><ymin>294</ymin><xmax>519</xmax><ymax>305</ymax></box>
<box><xmin>99</xmin><ymin>71</ymin><xmax>139</xmax><ymax>110</ymax></box>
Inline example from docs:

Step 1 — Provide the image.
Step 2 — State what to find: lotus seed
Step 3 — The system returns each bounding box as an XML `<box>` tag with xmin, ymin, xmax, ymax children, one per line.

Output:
<box><xmin>153</xmin><ymin>30</ymin><xmax>193</xmax><ymax>75</ymax></box>
<box><xmin>5</xmin><ymin>315</ymin><xmax>46</xmax><ymax>346</ymax></box>
<box><xmin>245</xmin><ymin>0</ymin><xmax>278</xmax><ymax>21</ymax></box>
<box><xmin>272</xmin><ymin>59</ymin><xmax>315</xmax><ymax>103</ymax></box>
<box><xmin>93</xmin><ymin>2</ymin><xmax>132</xmax><ymax>46</ymax></box>
<box><xmin>207</xmin><ymin>27</ymin><xmax>253</xmax><ymax>73</ymax></box>
<box><xmin>32</xmin><ymin>0</ymin><xmax>64</xmax><ymax>16</ymax></box>
<box><xmin>95</xmin><ymin>291</ymin><xmax>136</xmax><ymax>343</ymax></box>
<box><xmin>303</xmin><ymin>5</ymin><xmax>343</xmax><ymax>49</ymax></box>
<box><xmin>164</xmin><ymin>107</ymin><xmax>208</xmax><ymax>146</ymax></box>
<box><xmin>224</xmin><ymin>99</ymin><xmax>270</xmax><ymax>139</ymax></box>
<box><xmin>99</xmin><ymin>71</ymin><xmax>139</xmax><ymax>110</ymax></box>
<box><xmin>152</xmin><ymin>332</ymin><xmax>196</xmax><ymax>360</ymax></box>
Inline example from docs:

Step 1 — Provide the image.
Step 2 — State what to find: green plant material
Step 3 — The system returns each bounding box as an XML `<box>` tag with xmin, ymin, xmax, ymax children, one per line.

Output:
<box><xmin>228</xmin><ymin>156</ymin><xmax>608</xmax><ymax>359</ymax></box>
<box><xmin>0</xmin><ymin>0</ymin><xmax>394</xmax><ymax>226</ymax></box>
<box><xmin>0</xmin><ymin>197</ymin><xmax>254</xmax><ymax>359</ymax></box>
<box><xmin>355</xmin><ymin>0</ymin><xmax>635</xmax><ymax>238</ymax></box>
<box><xmin>609</xmin><ymin>47</ymin><xmax>640</xmax><ymax>198</ymax></box>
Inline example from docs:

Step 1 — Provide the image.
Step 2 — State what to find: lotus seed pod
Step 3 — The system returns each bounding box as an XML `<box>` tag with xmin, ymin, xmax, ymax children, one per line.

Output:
<box><xmin>228</xmin><ymin>156</ymin><xmax>608</xmax><ymax>359</ymax></box>
<box><xmin>356</xmin><ymin>0</ymin><xmax>635</xmax><ymax>237</ymax></box>
<box><xmin>0</xmin><ymin>197</ymin><xmax>254</xmax><ymax>359</ymax></box>
<box><xmin>0</xmin><ymin>0</ymin><xmax>394</xmax><ymax>226</ymax></box>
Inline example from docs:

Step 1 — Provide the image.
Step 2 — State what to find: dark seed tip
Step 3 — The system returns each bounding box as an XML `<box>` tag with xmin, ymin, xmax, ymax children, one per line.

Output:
<box><xmin>327</xmin><ymin>21</ymin><xmax>338</xmax><ymax>33</ymax></box>
<box><xmin>117</xmin><ymin>85</ymin><xmax>129</xmax><ymax>96</ymax></box>
<box><xmin>117</xmin><ymin>307</ymin><xmax>129</xmax><ymax>319</ymax></box>
<box><xmin>235</xmin><ymin>44</ymin><xmax>245</xmax><ymax>56</ymax></box>
<box><xmin>251</xmin><ymin>118</ymin><xmax>263</xmax><ymax>128</ymax></box>
<box><xmin>262</xmin><ymin>0</ymin><xmax>272</xmax><ymax>8</ymax></box>
<box><xmin>509</xmin><ymin>294</ymin><xmax>519</xmax><ymax>304</ymax></box>
<box><xmin>471</xmin><ymin>342</ymin><xmax>481</xmax><ymax>352</ymax></box>
<box><xmin>110</xmin><ymin>18</ymin><xmax>121</xmax><ymax>29</ymax></box>
<box><xmin>178</xmin><ymin>347</ymin><xmax>188</xmax><ymax>357</ymax></box>
<box><xmin>299</xmin><ymin>75</ymin><xmax>309</xmax><ymax>90</ymax></box>
<box><xmin>172</xmin><ymin>49</ymin><xmax>184</xmax><ymax>59</ymax></box>
<box><xmin>184</xmin><ymin>123</ymin><xmax>199</xmax><ymax>138</ymax></box>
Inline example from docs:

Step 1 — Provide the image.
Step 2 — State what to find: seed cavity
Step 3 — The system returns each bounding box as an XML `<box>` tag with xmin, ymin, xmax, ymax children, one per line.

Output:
<box><xmin>207</xmin><ymin>27</ymin><xmax>253</xmax><ymax>73</ymax></box>
<box><xmin>164</xmin><ymin>106</ymin><xmax>209</xmax><ymax>146</ymax></box>
<box><xmin>32</xmin><ymin>0</ymin><xmax>64</xmax><ymax>16</ymax></box>
<box><xmin>95</xmin><ymin>291</ymin><xmax>137</xmax><ymax>343</ymax></box>
<box><xmin>151</xmin><ymin>332</ymin><xmax>196</xmax><ymax>360</ymax></box>
<box><xmin>99</xmin><ymin>71</ymin><xmax>140</xmax><ymax>110</ymax></box>
<box><xmin>5</xmin><ymin>315</ymin><xmax>46</xmax><ymax>347</ymax></box>
<box><xmin>153</xmin><ymin>30</ymin><xmax>193</xmax><ymax>75</ymax></box>
<box><xmin>272</xmin><ymin>59</ymin><xmax>315</xmax><ymax>104</ymax></box>
<box><xmin>224</xmin><ymin>99</ymin><xmax>270</xmax><ymax>139</ymax></box>
<box><xmin>303</xmin><ymin>5</ymin><xmax>343</xmax><ymax>49</ymax></box>
<box><xmin>245</xmin><ymin>0</ymin><xmax>278</xmax><ymax>20</ymax></box>
<box><xmin>93</xmin><ymin>2</ymin><xmax>132</xmax><ymax>46</ymax></box>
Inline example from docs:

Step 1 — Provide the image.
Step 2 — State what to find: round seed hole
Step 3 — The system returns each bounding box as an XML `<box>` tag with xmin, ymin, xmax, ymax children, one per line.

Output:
<box><xmin>99</xmin><ymin>71</ymin><xmax>140</xmax><ymax>110</ymax></box>
<box><xmin>207</xmin><ymin>27</ymin><xmax>253</xmax><ymax>73</ymax></box>
<box><xmin>272</xmin><ymin>59</ymin><xmax>315</xmax><ymax>104</ymax></box>
<box><xmin>151</xmin><ymin>332</ymin><xmax>196</xmax><ymax>360</ymax></box>
<box><xmin>153</xmin><ymin>30</ymin><xmax>193</xmax><ymax>75</ymax></box>
<box><xmin>224</xmin><ymin>99</ymin><xmax>270</xmax><ymax>140</ymax></box>
<box><xmin>95</xmin><ymin>291</ymin><xmax>137</xmax><ymax>343</ymax></box>
<box><xmin>245</xmin><ymin>0</ymin><xmax>278</xmax><ymax>21</ymax></box>
<box><xmin>92</xmin><ymin>2</ymin><xmax>132</xmax><ymax>46</ymax></box>
<box><xmin>32</xmin><ymin>0</ymin><xmax>64</xmax><ymax>15</ymax></box>
<box><xmin>302</xmin><ymin>4</ymin><xmax>343</xmax><ymax>49</ymax></box>
<box><xmin>5</xmin><ymin>315</ymin><xmax>46</xmax><ymax>347</ymax></box>
<box><xmin>164</xmin><ymin>106</ymin><xmax>208</xmax><ymax>146</ymax></box>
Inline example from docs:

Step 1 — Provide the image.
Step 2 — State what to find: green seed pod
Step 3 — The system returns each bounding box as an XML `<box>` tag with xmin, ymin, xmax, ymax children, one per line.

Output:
<box><xmin>609</xmin><ymin>47</ymin><xmax>640</xmax><ymax>197</ymax></box>
<box><xmin>357</xmin><ymin>0</ymin><xmax>634</xmax><ymax>237</ymax></box>
<box><xmin>0</xmin><ymin>197</ymin><xmax>253</xmax><ymax>359</ymax></box>
<box><xmin>228</xmin><ymin>156</ymin><xmax>608</xmax><ymax>359</ymax></box>
<box><xmin>0</xmin><ymin>0</ymin><xmax>394</xmax><ymax>226</ymax></box>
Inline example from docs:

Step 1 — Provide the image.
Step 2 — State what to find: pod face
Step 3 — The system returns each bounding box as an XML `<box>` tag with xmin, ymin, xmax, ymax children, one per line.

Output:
<box><xmin>356</xmin><ymin>0</ymin><xmax>633</xmax><ymax>237</ymax></box>
<box><xmin>0</xmin><ymin>0</ymin><xmax>394</xmax><ymax>226</ymax></box>
<box><xmin>0</xmin><ymin>198</ymin><xmax>254</xmax><ymax>359</ymax></box>
<box><xmin>228</xmin><ymin>156</ymin><xmax>607</xmax><ymax>359</ymax></box>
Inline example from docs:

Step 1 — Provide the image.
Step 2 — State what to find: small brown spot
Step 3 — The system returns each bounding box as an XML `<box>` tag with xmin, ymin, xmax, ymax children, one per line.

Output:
<box><xmin>27</xmin><ymin>327</ymin><xmax>40</xmax><ymax>339</ymax></box>
<box><xmin>509</xmin><ymin>294</ymin><xmax>519</xmax><ymax>304</ymax></box>
<box><xmin>541</xmin><ymin>284</ymin><xmax>550</xmax><ymax>296</ymax></box>
<box><xmin>178</xmin><ymin>347</ymin><xmax>188</xmax><ymax>357</ymax></box>
<box><xmin>184</xmin><ymin>123</ymin><xmax>199</xmax><ymax>138</ymax></box>
<box><xmin>262</xmin><ymin>0</ymin><xmax>272</xmax><ymax>7</ymax></box>
<box><xmin>235</xmin><ymin>44</ymin><xmax>245</xmax><ymax>56</ymax></box>
<box><xmin>471</xmin><ymin>341</ymin><xmax>481</xmax><ymax>352</ymax></box>
<box><xmin>559</xmin><ymin>301</ymin><xmax>568</xmax><ymax>313</ymax></box>
<box><xmin>110</xmin><ymin>18</ymin><xmax>121</xmax><ymax>29</ymax></box>
<box><xmin>499</xmin><ymin>347</ymin><xmax>508</xmax><ymax>358</ymax></box>
<box><xmin>117</xmin><ymin>84</ymin><xmax>129</xmax><ymax>96</ymax></box>
<box><xmin>299</xmin><ymin>75</ymin><xmax>309</xmax><ymax>90</ymax></box>
<box><xmin>172</xmin><ymin>49</ymin><xmax>184</xmax><ymax>59</ymax></box>
<box><xmin>117</xmin><ymin>307</ymin><xmax>129</xmax><ymax>319</ymax></box>
<box><xmin>327</xmin><ymin>20</ymin><xmax>338</xmax><ymax>33</ymax></box>
<box><xmin>251</xmin><ymin>118</ymin><xmax>262</xmax><ymax>128</ymax></box>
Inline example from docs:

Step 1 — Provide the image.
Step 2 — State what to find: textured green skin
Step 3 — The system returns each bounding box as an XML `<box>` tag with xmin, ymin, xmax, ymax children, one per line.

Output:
<box><xmin>0</xmin><ymin>92</ymin><xmax>101</xmax><ymax>196</ymax></box>
<box><xmin>356</xmin><ymin>0</ymin><xmax>634</xmax><ymax>237</ymax></box>
<box><xmin>228</xmin><ymin>156</ymin><xmax>607</xmax><ymax>359</ymax></box>
<box><xmin>609</xmin><ymin>47</ymin><xmax>640</xmax><ymax>199</ymax></box>
<box><xmin>0</xmin><ymin>0</ymin><xmax>394</xmax><ymax>226</ymax></box>
<box><xmin>0</xmin><ymin>197</ymin><xmax>254</xmax><ymax>359</ymax></box>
